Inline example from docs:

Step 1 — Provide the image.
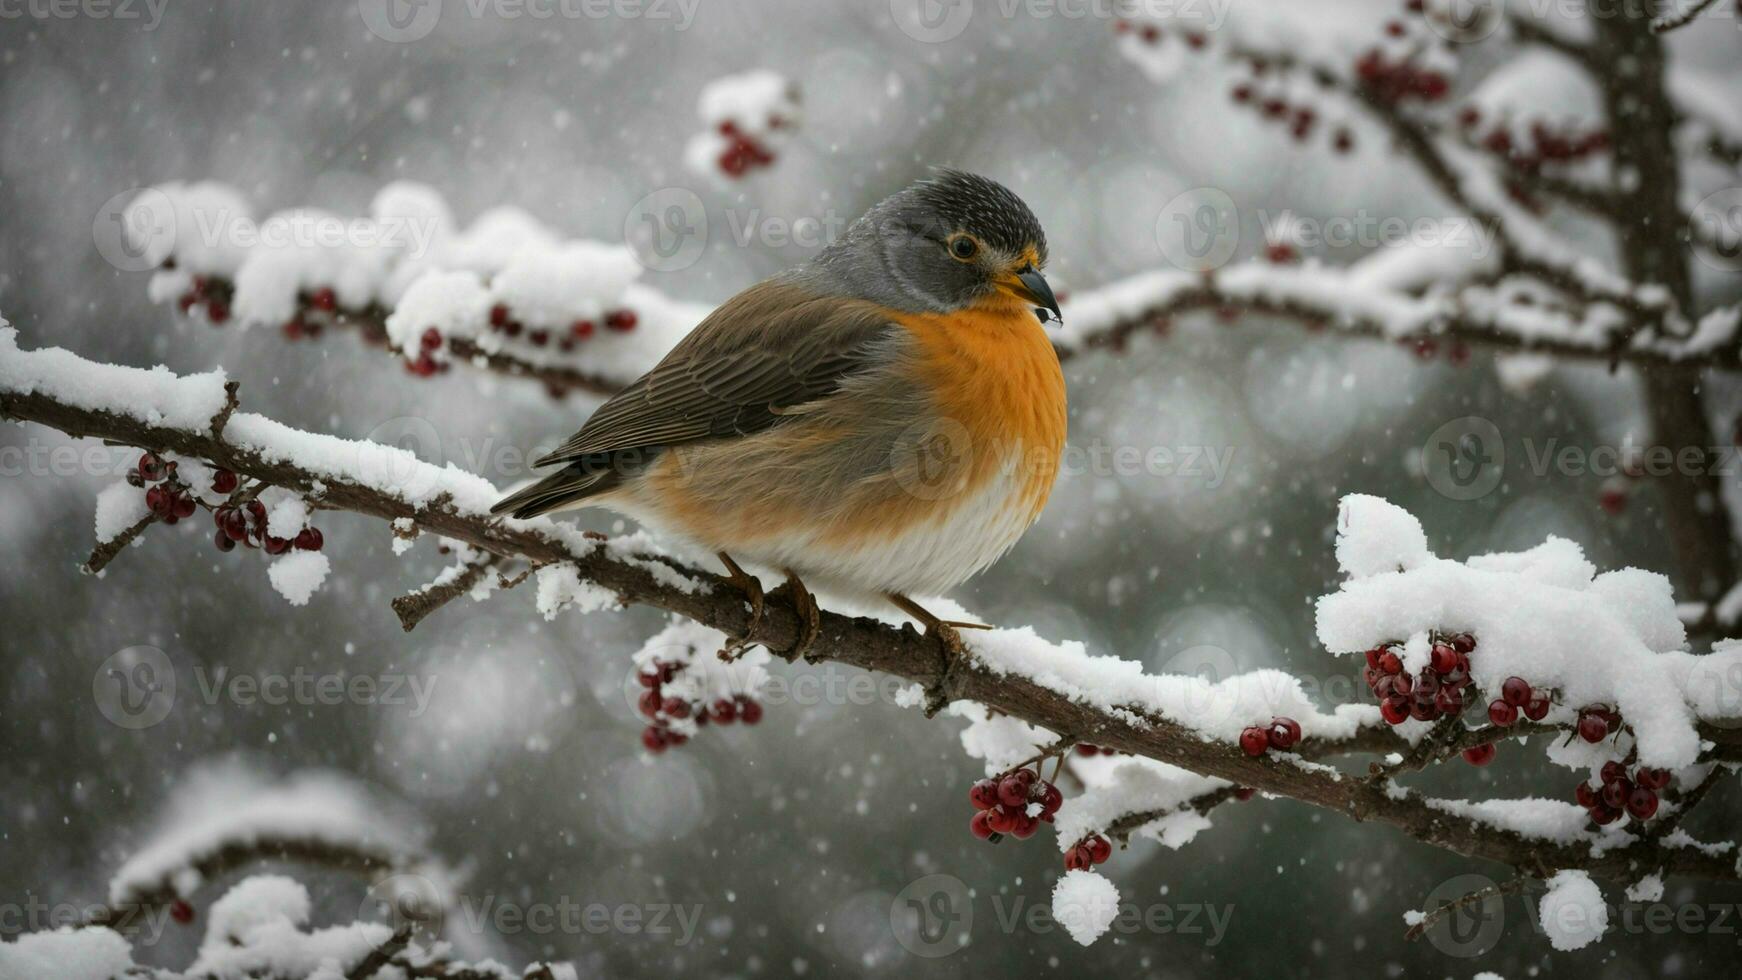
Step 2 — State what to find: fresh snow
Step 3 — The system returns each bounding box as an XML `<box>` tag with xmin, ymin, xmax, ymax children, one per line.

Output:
<box><xmin>1538</xmin><ymin>870</ymin><xmax>1608</xmax><ymax>950</ymax></box>
<box><xmin>1051</xmin><ymin>869</ymin><xmax>1121</xmax><ymax>946</ymax></box>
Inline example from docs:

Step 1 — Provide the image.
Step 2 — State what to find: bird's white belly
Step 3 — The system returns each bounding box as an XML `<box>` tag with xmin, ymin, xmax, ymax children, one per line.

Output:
<box><xmin>743</xmin><ymin>457</ymin><xmax>1039</xmax><ymax>600</ymax></box>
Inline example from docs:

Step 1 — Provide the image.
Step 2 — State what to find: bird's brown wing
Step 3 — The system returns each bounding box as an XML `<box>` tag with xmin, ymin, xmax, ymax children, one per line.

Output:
<box><xmin>533</xmin><ymin>277</ymin><xmax>898</xmax><ymax>468</ymax></box>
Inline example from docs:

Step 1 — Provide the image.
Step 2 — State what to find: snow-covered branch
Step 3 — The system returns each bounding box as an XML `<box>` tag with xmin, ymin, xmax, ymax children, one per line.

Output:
<box><xmin>6</xmin><ymin>326</ymin><xmax>1742</xmax><ymax>953</ymax></box>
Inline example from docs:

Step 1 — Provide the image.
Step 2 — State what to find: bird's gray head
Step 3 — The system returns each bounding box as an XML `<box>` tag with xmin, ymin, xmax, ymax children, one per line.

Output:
<box><xmin>809</xmin><ymin>170</ymin><xmax>1059</xmax><ymax>323</ymax></box>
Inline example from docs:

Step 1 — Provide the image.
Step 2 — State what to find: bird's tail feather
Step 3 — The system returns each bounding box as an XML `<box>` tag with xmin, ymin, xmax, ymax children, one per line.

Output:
<box><xmin>490</xmin><ymin>455</ymin><xmax>628</xmax><ymax>520</ymax></box>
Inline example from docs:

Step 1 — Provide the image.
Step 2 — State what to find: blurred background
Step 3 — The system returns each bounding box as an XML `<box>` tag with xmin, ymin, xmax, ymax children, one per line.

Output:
<box><xmin>4</xmin><ymin>0</ymin><xmax>1742</xmax><ymax>976</ymax></box>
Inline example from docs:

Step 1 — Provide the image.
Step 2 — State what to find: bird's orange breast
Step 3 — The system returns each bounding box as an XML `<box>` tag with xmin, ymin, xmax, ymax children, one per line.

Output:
<box><xmin>892</xmin><ymin>292</ymin><xmax>1068</xmax><ymax>522</ymax></box>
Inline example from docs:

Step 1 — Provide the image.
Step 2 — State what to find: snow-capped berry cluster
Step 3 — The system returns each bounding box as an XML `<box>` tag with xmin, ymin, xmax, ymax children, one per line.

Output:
<box><xmin>210</xmin><ymin>499</ymin><xmax>324</xmax><ymax>556</ymax></box>
<box><xmin>279</xmin><ymin>287</ymin><xmax>337</xmax><ymax>341</ymax></box>
<box><xmin>966</xmin><ymin>767</ymin><xmax>1063</xmax><ymax>844</ymax></box>
<box><xmin>1574</xmin><ymin>761</ymin><xmax>1669</xmax><ymax>826</ymax></box>
<box><xmin>171</xmin><ymin>272</ymin><xmax>232</xmax><ymax>326</ymax></box>
<box><xmin>128</xmin><ymin>452</ymin><xmax>325</xmax><ymax>557</ymax></box>
<box><xmin>1238</xmin><ymin>716</ymin><xmax>1302</xmax><ymax>756</ymax></box>
<box><xmin>1063</xmin><ymin>834</ymin><xmax>1114</xmax><ymax>872</ymax></box>
<box><xmin>636</xmin><ymin>658</ymin><xmax>762</xmax><ymax>753</ymax></box>
<box><xmin>1363</xmin><ymin>632</ymin><xmax>1475</xmax><ymax>726</ymax></box>
<box><xmin>1073</xmin><ymin>743</ymin><xmax>1122</xmax><ymax>758</ymax></box>
<box><xmin>684</xmin><ymin>70</ymin><xmax>800</xmax><ymax>180</ymax></box>
<box><xmin>129</xmin><ymin>452</ymin><xmax>201</xmax><ymax>524</ymax></box>
<box><xmin>1485</xmin><ymin>674</ymin><xmax>1551</xmax><ymax>728</ymax></box>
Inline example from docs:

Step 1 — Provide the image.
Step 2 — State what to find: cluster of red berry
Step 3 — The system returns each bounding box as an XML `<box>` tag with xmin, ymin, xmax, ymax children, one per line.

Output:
<box><xmin>635</xmin><ymin>659</ymin><xmax>762</xmax><ymax>754</ymax></box>
<box><xmin>1353</xmin><ymin>44</ymin><xmax>1451</xmax><ymax>105</ymax></box>
<box><xmin>966</xmin><ymin>768</ymin><xmax>1063</xmax><ymax>844</ymax></box>
<box><xmin>716</xmin><ymin>120</ymin><xmax>780</xmax><ymax>179</ymax></box>
<box><xmin>1063</xmin><ymin>834</ymin><xmax>1115</xmax><ymax>872</ymax></box>
<box><xmin>1112</xmin><ymin>19</ymin><xmax>1206</xmax><ymax>50</ymax></box>
<box><xmin>1238</xmin><ymin>716</ymin><xmax>1303</xmax><ymax>756</ymax></box>
<box><xmin>1363</xmin><ymin>633</ymin><xmax>1475</xmax><ymax>726</ymax></box>
<box><xmin>1224</xmin><ymin>61</ymin><xmax>1356</xmax><ymax>153</ymax></box>
<box><xmin>211</xmin><ymin>498</ymin><xmax>324</xmax><ymax>556</ymax></box>
<box><xmin>1575</xmin><ymin>760</ymin><xmax>1668</xmax><ymax>825</ymax></box>
<box><xmin>1073</xmin><ymin>743</ymin><xmax>1122</xmax><ymax>757</ymax></box>
<box><xmin>129</xmin><ymin>453</ymin><xmax>200</xmax><ymax>523</ymax></box>
<box><xmin>281</xmin><ymin>287</ymin><xmax>338</xmax><ymax>341</ymax></box>
<box><xmin>1485</xmin><ymin>675</ymin><xmax>1551</xmax><ymax>727</ymax></box>
<box><xmin>171</xmin><ymin>273</ymin><xmax>231</xmax><ymax>325</ymax></box>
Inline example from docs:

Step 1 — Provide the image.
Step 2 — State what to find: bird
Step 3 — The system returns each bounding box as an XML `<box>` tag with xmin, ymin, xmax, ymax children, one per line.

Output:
<box><xmin>492</xmin><ymin>170</ymin><xmax>1066</xmax><ymax>669</ymax></box>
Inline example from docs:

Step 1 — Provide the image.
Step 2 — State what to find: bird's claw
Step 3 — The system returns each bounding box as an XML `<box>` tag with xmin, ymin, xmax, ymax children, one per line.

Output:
<box><xmin>922</xmin><ymin>623</ymin><xmax>968</xmax><ymax>718</ymax></box>
<box><xmin>716</xmin><ymin>553</ymin><xmax>765</xmax><ymax>662</ymax></box>
<box><xmin>769</xmin><ymin>570</ymin><xmax>823</xmax><ymax>663</ymax></box>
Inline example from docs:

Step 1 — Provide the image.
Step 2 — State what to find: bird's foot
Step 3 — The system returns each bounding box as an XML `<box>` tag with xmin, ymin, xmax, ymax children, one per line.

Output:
<box><xmin>886</xmin><ymin>593</ymin><xmax>977</xmax><ymax>717</ymax></box>
<box><xmin>716</xmin><ymin>552</ymin><xmax>765</xmax><ymax>662</ymax></box>
<box><xmin>768</xmin><ymin>570</ymin><xmax>822</xmax><ymax>663</ymax></box>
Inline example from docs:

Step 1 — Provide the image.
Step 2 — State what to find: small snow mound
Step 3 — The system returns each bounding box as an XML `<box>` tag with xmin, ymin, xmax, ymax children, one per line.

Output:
<box><xmin>0</xmin><ymin>927</ymin><xmax>135</xmax><ymax>980</ymax></box>
<box><xmin>1335</xmin><ymin>494</ymin><xmax>1429</xmax><ymax>578</ymax></box>
<box><xmin>268</xmin><ymin>551</ymin><xmax>330</xmax><ymax>606</ymax></box>
<box><xmin>535</xmin><ymin>564</ymin><xmax>619</xmax><ymax>619</ymax></box>
<box><xmin>1538</xmin><ymin>870</ymin><xmax>1608</xmax><ymax>951</ymax></box>
<box><xmin>1052</xmin><ymin>869</ymin><xmax>1121</xmax><ymax>946</ymax></box>
<box><xmin>94</xmin><ymin>481</ymin><xmax>150</xmax><ymax>543</ymax></box>
<box><xmin>203</xmin><ymin>875</ymin><xmax>312</xmax><ymax>948</ymax></box>
<box><xmin>1625</xmin><ymin>873</ymin><xmax>1664</xmax><ymax>903</ymax></box>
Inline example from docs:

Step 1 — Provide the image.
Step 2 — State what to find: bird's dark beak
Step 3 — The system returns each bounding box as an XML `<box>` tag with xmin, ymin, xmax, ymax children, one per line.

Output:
<box><xmin>1014</xmin><ymin>264</ymin><xmax>1062</xmax><ymax>326</ymax></box>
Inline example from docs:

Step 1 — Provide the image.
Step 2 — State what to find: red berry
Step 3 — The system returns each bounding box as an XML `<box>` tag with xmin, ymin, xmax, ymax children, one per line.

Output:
<box><xmin>1500</xmin><ymin>676</ymin><xmax>1531</xmax><ymax>707</ymax></box>
<box><xmin>206</xmin><ymin>300</ymin><xmax>230</xmax><ymax>324</ymax></box>
<box><xmin>636</xmin><ymin>669</ymin><xmax>660</xmax><ymax>689</ymax></box>
<box><xmin>986</xmin><ymin>805</ymin><xmax>1018</xmax><ymax>834</ymax></box>
<box><xmin>662</xmin><ymin>696</ymin><xmax>690</xmax><ymax>718</ymax></box>
<box><xmin>1075</xmin><ymin>744</ymin><xmax>1100</xmax><ymax>756</ymax></box>
<box><xmin>1600</xmin><ymin>760</ymin><xmax>1626</xmax><ymax>785</ymax></box>
<box><xmin>1064</xmin><ymin>845</ymin><xmax>1094</xmax><ymax>871</ymax></box>
<box><xmin>169</xmin><ymin>900</ymin><xmax>194</xmax><ymax>925</ymax></box>
<box><xmin>1410</xmin><ymin>698</ymin><xmax>1441</xmax><ymax>722</ymax></box>
<box><xmin>1574</xmin><ymin>781</ymin><xmax>1597</xmax><ymax>808</ymax></box>
<box><xmin>1626</xmin><ymin>787</ymin><xmax>1659</xmax><ymax>820</ymax></box>
<box><xmin>1461</xmin><ymin>743</ymin><xmax>1497</xmax><ymax>766</ymax></box>
<box><xmin>1599</xmin><ymin>487</ymin><xmax>1627</xmax><ymax>514</ymax></box>
<box><xmin>638</xmin><ymin>691</ymin><xmax>661</xmax><ymax>718</ymax></box>
<box><xmin>309</xmin><ymin>286</ymin><xmax>337</xmax><ymax>312</ymax></box>
<box><xmin>641</xmin><ymin>726</ymin><xmax>669</xmax><ymax>753</ymax></box>
<box><xmin>528</xmin><ymin>329</ymin><xmax>550</xmax><ymax>347</ymax></box>
<box><xmin>1636</xmin><ymin>767</ymin><xmax>1670</xmax><ymax>790</ymax></box>
<box><xmin>605</xmin><ymin>309</ymin><xmax>638</xmax><ymax>332</ymax></box>
<box><xmin>1013</xmin><ymin>768</ymin><xmax>1036</xmax><ymax>787</ymax></box>
<box><xmin>1380</xmin><ymin>698</ymin><xmax>1410</xmax><ymax>725</ymax></box>
<box><xmin>1487</xmin><ymin>699</ymin><xmax>1517</xmax><ymax>727</ymax></box>
<box><xmin>420</xmin><ymin>327</ymin><xmax>442</xmax><ymax>351</ymax></box>
<box><xmin>489</xmin><ymin>304</ymin><xmax>510</xmax><ymax>328</ymax></box>
<box><xmin>969</xmin><ymin>810</ymin><xmax>994</xmax><ymax>839</ymax></box>
<box><xmin>1233</xmin><ymin>786</ymin><xmax>1256</xmax><ymax>801</ymax></box>
<box><xmin>1601</xmin><ymin>778</ymin><xmax>1632</xmax><ymax>809</ymax></box>
<box><xmin>1433</xmin><ymin>687</ymin><xmax>1464</xmax><ymax>715</ymax></box>
<box><xmin>294</xmin><ymin>527</ymin><xmax>323</xmax><ymax>551</ymax></box>
<box><xmin>710</xmin><ymin>698</ymin><xmax>736</xmax><ymax>723</ymax></box>
<box><xmin>171</xmin><ymin>492</ymin><xmax>196</xmax><ymax>519</ymax></box>
<box><xmin>1038</xmin><ymin>783</ymin><xmax>1064</xmax><ymax>815</ymax></box>
<box><xmin>1268</xmin><ymin>716</ymin><xmax>1301</xmax><ymax>750</ymax></box>
<box><xmin>211</xmin><ymin>468</ymin><xmax>238</xmax><ymax>494</ymax></box>
<box><xmin>1232</xmin><ymin>83</ymin><xmax>1254</xmax><ymax>103</ymax></box>
<box><xmin>1590</xmin><ymin>804</ymin><xmax>1621</xmax><ymax>826</ymax></box>
<box><xmin>176</xmin><ymin>292</ymin><xmax>198</xmax><ymax>314</ymax></box>
<box><xmin>263</xmin><ymin>535</ymin><xmax>290</xmax><ymax>555</ymax></box>
<box><xmin>1365</xmin><ymin>646</ymin><xmax>1386</xmax><ymax>669</ymax></box>
<box><xmin>145</xmin><ymin>485</ymin><xmax>173</xmax><ymax>517</ymax></box>
<box><xmin>214</xmin><ymin>529</ymin><xmax>235</xmax><ymax>552</ymax></box>
<box><xmin>139</xmin><ymin>453</ymin><xmax>167</xmax><ymax>482</ymax></box>
<box><xmin>1390</xmin><ymin>673</ymin><xmax>1414</xmax><ymax>696</ymax></box>
<box><xmin>1428</xmin><ymin>643</ymin><xmax>1457</xmax><ymax>674</ymax></box>
<box><xmin>997</xmin><ymin>775</ymin><xmax>1028</xmax><ymax>808</ymax></box>
<box><xmin>1385</xmin><ymin>19</ymin><xmax>1405</xmax><ymax>36</ymax></box>
<box><xmin>738</xmin><ymin>699</ymin><xmax>763</xmax><ymax>724</ymax></box>
<box><xmin>1085</xmin><ymin>835</ymin><xmax>1113</xmax><ymax>864</ymax></box>
<box><xmin>1011</xmin><ymin>813</ymin><xmax>1039</xmax><ymax>839</ymax></box>
<box><xmin>1449</xmin><ymin>633</ymin><xmax>1476</xmax><ymax>654</ymax></box>
<box><xmin>1577</xmin><ymin>712</ymin><xmax>1608</xmax><ymax>743</ymax></box>
<box><xmin>970</xmin><ymin>779</ymin><xmax>1000</xmax><ymax>810</ymax></box>
<box><xmin>1522</xmin><ymin>695</ymin><xmax>1550</xmax><ymax>722</ymax></box>
<box><xmin>1379</xmin><ymin>651</ymin><xmax>1402</xmax><ymax>675</ymax></box>
<box><xmin>1333</xmin><ymin>129</ymin><xmax>1355</xmax><ymax>153</ymax></box>
<box><xmin>1239</xmin><ymin>726</ymin><xmax>1271</xmax><ymax>756</ymax></box>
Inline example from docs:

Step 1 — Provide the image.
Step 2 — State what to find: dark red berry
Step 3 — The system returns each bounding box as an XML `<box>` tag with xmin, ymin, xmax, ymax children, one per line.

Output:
<box><xmin>206</xmin><ymin>300</ymin><xmax>230</xmax><ymax>324</ymax></box>
<box><xmin>1600</xmin><ymin>760</ymin><xmax>1626</xmax><ymax>785</ymax></box>
<box><xmin>1577</xmin><ymin>712</ymin><xmax>1608</xmax><ymax>743</ymax></box>
<box><xmin>1085</xmin><ymin>835</ymin><xmax>1113</xmax><ymax>864</ymax></box>
<box><xmin>1522</xmin><ymin>695</ymin><xmax>1550</xmax><ymax>722</ymax></box>
<box><xmin>1365</xmin><ymin>646</ymin><xmax>1386</xmax><ymax>669</ymax></box>
<box><xmin>1011</xmin><ymin>813</ymin><xmax>1039</xmax><ymax>839</ymax></box>
<box><xmin>638</xmin><ymin>691</ymin><xmax>661</xmax><ymax>718</ymax></box>
<box><xmin>986</xmin><ymin>805</ymin><xmax>1018</xmax><ymax>835</ymax></box>
<box><xmin>310</xmin><ymin>287</ymin><xmax>338</xmax><ymax>312</ymax></box>
<box><xmin>1434</xmin><ymin>687</ymin><xmax>1464</xmax><ymax>715</ymax></box>
<box><xmin>1380</xmin><ymin>698</ymin><xmax>1410</xmax><ymax>725</ymax></box>
<box><xmin>1635</xmin><ymin>767</ymin><xmax>1670</xmax><ymax>790</ymax></box>
<box><xmin>211</xmin><ymin>467</ymin><xmax>238</xmax><ymax>494</ymax></box>
<box><xmin>636</xmin><ymin>669</ymin><xmax>660</xmax><ymax>689</ymax></box>
<box><xmin>1039</xmin><ymin>783</ymin><xmax>1064</xmax><ymax>815</ymax></box>
<box><xmin>1461</xmin><ymin>744</ymin><xmax>1497</xmax><ymax>766</ymax></box>
<box><xmin>169</xmin><ymin>900</ymin><xmax>194</xmax><ymax>925</ymax></box>
<box><xmin>969</xmin><ymin>810</ymin><xmax>994</xmax><ymax>839</ymax></box>
<box><xmin>1075</xmin><ymin>744</ymin><xmax>1100</xmax><ymax>757</ymax></box>
<box><xmin>1590</xmin><ymin>804</ymin><xmax>1621</xmax><ymax>826</ymax></box>
<box><xmin>171</xmin><ymin>492</ymin><xmax>196</xmax><ymax>519</ymax></box>
<box><xmin>145</xmin><ymin>485</ymin><xmax>173</xmax><ymax>517</ymax></box>
<box><xmin>1268</xmin><ymin>716</ymin><xmax>1301</xmax><ymax>750</ymax></box>
<box><xmin>1575</xmin><ymin>781</ymin><xmax>1597</xmax><ymax>808</ymax></box>
<box><xmin>1379</xmin><ymin>651</ymin><xmax>1402</xmax><ymax>675</ymax></box>
<box><xmin>970</xmin><ymin>779</ymin><xmax>1000</xmax><ymax>810</ymax></box>
<box><xmin>1500</xmin><ymin>676</ymin><xmax>1531</xmax><ymax>707</ymax></box>
<box><xmin>605</xmin><ymin>309</ymin><xmax>638</xmax><ymax>332</ymax></box>
<box><xmin>1064</xmin><ymin>845</ymin><xmax>1093</xmax><ymax>871</ymax></box>
<box><xmin>420</xmin><ymin>327</ymin><xmax>442</xmax><ymax>351</ymax></box>
<box><xmin>263</xmin><ymin>535</ymin><xmax>290</xmax><ymax>555</ymax></box>
<box><xmin>1429</xmin><ymin>643</ymin><xmax>1458</xmax><ymax>674</ymax></box>
<box><xmin>1487</xmin><ymin>699</ymin><xmax>1517</xmax><ymax>727</ymax></box>
<box><xmin>214</xmin><ymin>529</ymin><xmax>235</xmax><ymax>552</ymax></box>
<box><xmin>1233</xmin><ymin>786</ymin><xmax>1255</xmax><ymax>801</ymax></box>
<box><xmin>1626</xmin><ymin>787</ymin><xmax>1659</xmax><ymax>820</ymax></box>
<box><xmin>1449</xmin><ymin>633</ymin><xmax>1475</xmax><ymax>654</ymax></box>
<box><xmin>640</xmin><ymin>726</ymin><xmax>668</xmax><ymax>753</ymax></box>
<box><xmin>489</xmin><ymin>304</ymin><xmax>510</xmax><ymax>328</ymax></box>
<box><xmin>139</xmin><ymin>453</ymin><xmax>167</xmax><ymax>482</ymax></box>
<box><xmin>738</xmin><ymin>699</ymin><xmax>762</xmax><ymax>724</ymax></box>
<box><xmin>710</xmin><ymin>698</ymin><xmax>736</xmax><ymax>723</ymax></box>
<box><xmin>1601</xmin><ymin>778</ymin><xmax>1632</xmax><ymax>809</ymax></box>
<box><xmin>1239</xmin><ymin>726</ymin><xmax>1271</xmax><ymax>756</ymax></box>
<box><xmin>528</xmin><ymin>329</ymin><xmax>550</xmax><ymax>347</ymax></box>
<box><xmin>570</xmin><ymin>319</ymin><xmax>595</xmax><ymax>339</ymax></box>
<box><xmin>997</xmin><ymin>775</ymin><xmax>1028</xmax><ymax>808</ymax></box>
<box><xmin>661</xmin><ymin>697</ymin><xmax>690</xmax><ymax>719</ymax></box>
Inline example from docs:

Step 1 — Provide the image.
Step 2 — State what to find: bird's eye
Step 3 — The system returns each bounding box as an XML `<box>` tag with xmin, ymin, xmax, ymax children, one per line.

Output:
<box><xmin>947</xmin><ymin>235</ymin><xmax>979</xmax><ymax>261</ymax></box>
